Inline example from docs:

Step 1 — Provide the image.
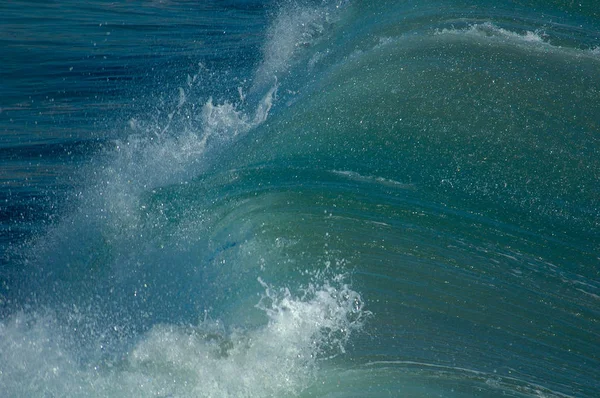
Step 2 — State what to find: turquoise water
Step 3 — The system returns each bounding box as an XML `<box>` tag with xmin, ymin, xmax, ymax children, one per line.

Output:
<box><xmin>1</xmin><ymin>1</ymin><xmax>599</xmax><ymax>397</ymax></box>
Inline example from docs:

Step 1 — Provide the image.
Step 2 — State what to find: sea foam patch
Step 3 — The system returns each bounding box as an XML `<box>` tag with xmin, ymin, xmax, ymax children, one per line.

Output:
<box><xmin>435</xmin><ymin>22</ymin><xmax>600</xmax><ymax>60</ymax></box>
<box><xmin>0</xmin><ymin>274</ymin><xmax>368</xmax><ymax>398</ymax></box>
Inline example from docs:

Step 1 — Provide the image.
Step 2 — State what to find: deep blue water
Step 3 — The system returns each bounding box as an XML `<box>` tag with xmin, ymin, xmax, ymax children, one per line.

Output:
<box><xmin>1</xmin><ymin>1</ymin><xmax>599</xmax><ymax>397</ymax></box>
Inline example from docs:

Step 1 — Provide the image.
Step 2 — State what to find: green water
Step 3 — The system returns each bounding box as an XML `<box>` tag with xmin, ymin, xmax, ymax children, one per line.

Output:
<box><xmin>1</xmin><ymin>0</ymin><xmax>598</xmax><ymax>396</ymax></box>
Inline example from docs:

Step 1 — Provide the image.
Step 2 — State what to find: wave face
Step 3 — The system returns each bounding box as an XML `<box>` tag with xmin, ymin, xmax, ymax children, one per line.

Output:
<box><xmin>1</xmin><ymin>0</ymin><xmax>599</xmax><ymax>397</ymax></box>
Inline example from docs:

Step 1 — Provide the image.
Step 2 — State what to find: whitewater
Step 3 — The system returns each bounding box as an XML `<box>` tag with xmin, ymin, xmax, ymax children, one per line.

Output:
<box><xmin>1</xmin><ymin>0</ymin><xmax>598</xmax><ymax>397</ymax></box>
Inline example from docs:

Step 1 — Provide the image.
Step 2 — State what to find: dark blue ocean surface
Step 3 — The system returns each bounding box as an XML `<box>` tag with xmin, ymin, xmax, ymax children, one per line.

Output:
<box><xmin>1</xmin><ymin>1</ymin><xmax>599</xmax><ymax>397</ymax></box>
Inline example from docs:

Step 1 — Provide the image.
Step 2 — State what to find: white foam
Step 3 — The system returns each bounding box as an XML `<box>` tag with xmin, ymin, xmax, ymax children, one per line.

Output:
<box><xmin>0</xmin><ymin>275</ymin><xmax>368</xmax><ymax>397</ymax></box>
<box><xmin>70</xmin><ymin>2</ymin><xmax>346</xmax><ymax>238</ymax></box>
<box><xmin>44</xmin><ymin>75</ymin><xmax>280</xmax><ymax>248</ymax></box>
<box><xmin>435</xmin><ymin>22</ymin><xmax>600</xmax><ymax>61</ymax></box>
<box><xmin>436</xmin><ymin>22</ymin><xmax>548</xmax><ymax>47</ymax></box>
<box><xmin>331</xmin><ymin>170</ymin><xmax>414</xmax><ymax>189</ymax></box>
<box><xmin>251</xmin><ymin>1</ymin><xmax>348</xmax><ymax>93</ymax></box>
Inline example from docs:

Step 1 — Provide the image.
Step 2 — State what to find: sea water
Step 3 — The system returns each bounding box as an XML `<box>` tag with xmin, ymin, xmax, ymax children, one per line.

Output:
<box><xmin>1</xmin><ymin>0</ymin><xmax>598</xmax><ymax>397</ymax></box>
